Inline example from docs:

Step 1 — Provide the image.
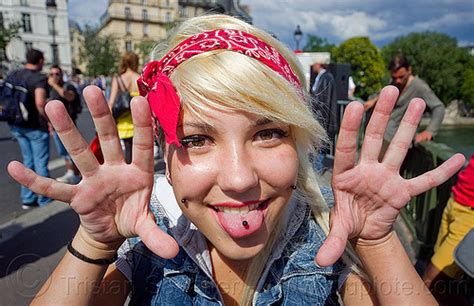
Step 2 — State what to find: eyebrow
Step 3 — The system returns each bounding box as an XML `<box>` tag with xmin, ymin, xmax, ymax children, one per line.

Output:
<box><xmin>253</xmin><ymin>117</ymin><xmax>273</xmax><ymax>127</ymax></box>
<box><xmin>179</xmin><ymin>117</ymin><xmax>275</xmax><ymax>132</ymax></box>
<box><xmin>179</xmin><ymin>122</ymin><xmax>216</xmax><ymax>133</ymax></box>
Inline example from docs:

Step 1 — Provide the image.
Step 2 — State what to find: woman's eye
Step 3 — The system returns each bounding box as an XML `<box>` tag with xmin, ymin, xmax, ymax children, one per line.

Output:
<box><xmin>179</xmin><ymin>135</ymin><xmax>210</xmax><ymax>148</ymax></box>
<box><xmin>255</xmin><ymin>129</ymin><xmax>289</xmax><ymax>142</ymax></box>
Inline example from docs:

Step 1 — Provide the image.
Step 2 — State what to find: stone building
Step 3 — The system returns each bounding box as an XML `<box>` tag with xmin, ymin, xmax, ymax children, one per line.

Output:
<box><xmin>69</xmin><ymin>20</ymin><xmax>86</xmax><ymax>74</ymax></box>
<box><xmin>0</xmin><ymin>0</ymin><xmax>72</xmax><ymax>72</ymax></box>
<box><xmin>98</xmin><ymin>0</ymin><xmax>251</xmax><ymax>57</ymax></box>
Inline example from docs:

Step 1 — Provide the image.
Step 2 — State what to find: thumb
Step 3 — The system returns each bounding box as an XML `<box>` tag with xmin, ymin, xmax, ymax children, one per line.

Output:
<box><xmin>316</xmin><ymin>217</ymin><xmax>349</xmax><ymax>267</ymax></box>
<box><xmin>136</xmin><ymin>215</ymin><xmax>179</xmax><ymax>259</ymax></box>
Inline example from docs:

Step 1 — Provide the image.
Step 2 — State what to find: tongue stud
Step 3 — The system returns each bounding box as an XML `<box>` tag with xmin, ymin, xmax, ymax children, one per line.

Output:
<box><xmin>242</xmin><ymin>220</ymin><xmax>248</xmax><ymax>227</ymax></box>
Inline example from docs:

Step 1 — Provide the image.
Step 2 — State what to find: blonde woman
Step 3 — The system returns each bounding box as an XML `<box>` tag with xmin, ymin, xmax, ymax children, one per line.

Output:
<box><xmin>9</xmin><ymin>15</ymin><xmax>464</xmax><ymax>305</ymax></box>
<box><xmin>108</xmin><ymin>52</ymin><xmax>141</xmax><ymax>163</ymax></box>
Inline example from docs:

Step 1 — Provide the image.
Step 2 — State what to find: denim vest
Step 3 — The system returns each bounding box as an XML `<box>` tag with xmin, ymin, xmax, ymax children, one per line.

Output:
<box><xmin>116</xmin><ymin>176</ymin><xmax>345</xmax><ymax>305</ymax></box>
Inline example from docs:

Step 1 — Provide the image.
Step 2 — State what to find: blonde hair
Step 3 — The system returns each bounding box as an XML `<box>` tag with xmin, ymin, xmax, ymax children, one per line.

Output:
<box><xmin>153</xmin><ymin>14</ymin><xmax>364</xmax><ymax>305</ymax></box>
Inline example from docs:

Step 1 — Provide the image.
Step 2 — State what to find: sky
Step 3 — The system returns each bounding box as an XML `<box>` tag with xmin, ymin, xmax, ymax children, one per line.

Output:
<box><xmin>69</xmin><ymin>0</ymin><xmax>474</xmax><ymax>49</ymax></box>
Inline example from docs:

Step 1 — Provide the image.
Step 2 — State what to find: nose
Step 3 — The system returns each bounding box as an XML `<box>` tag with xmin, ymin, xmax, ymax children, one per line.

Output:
<box><xmin>217</xmin><ymin>142</ymin><xmax>259</xmax><ymax>194</ymax></box>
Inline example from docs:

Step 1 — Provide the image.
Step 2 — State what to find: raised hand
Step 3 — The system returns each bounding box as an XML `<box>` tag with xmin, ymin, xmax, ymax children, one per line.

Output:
<box><xmin>8</xmin><ymin>86</ymin><xmax>179</xmax><ymax>259</ymax></box>
<box><xmin>316</xmin><ymin>86</ymin><xmax>464</xmax><ymax>266</ymax></box>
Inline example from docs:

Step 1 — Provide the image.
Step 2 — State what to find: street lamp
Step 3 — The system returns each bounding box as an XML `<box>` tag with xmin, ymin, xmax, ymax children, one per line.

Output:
<box><xmin>46</xmin><ymin>0</ymin><xmax>58</xmax><ymax>64</ymax></box>
<box><xmin>294</xmin><ymin>25</ymin><xmax>303</xmax><ymax>51</ymax></box>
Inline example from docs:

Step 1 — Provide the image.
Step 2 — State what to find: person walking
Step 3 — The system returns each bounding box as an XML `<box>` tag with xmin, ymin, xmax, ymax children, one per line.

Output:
<box><xmin>108</xmin><ymin>52</ymin><xmax>140</xmax><ymax>163</ymax></box>
<box><xmin>48</xmin><ymin>65</ymin><xmax>82</xmax><ymax>184</ymax></box>
<box><xmin>364</xmin><ymin>55</ymin><xmax>445</xmax><ymax>158</ymax></box>
<box><xmin>309</xmin><ymin>58</ymin><xmax>338</xmax><ymax>172</ymax></box>
<box><xmin>7</xmin><ymin>49</ymin><xmax>52</xmax><ymax>208</ymax></box>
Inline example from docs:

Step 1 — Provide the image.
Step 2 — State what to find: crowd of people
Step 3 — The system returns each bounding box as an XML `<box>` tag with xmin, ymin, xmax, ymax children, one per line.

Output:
<box><xmin>2</xmin><ymin>14</ymin><xmax>472</xmax><ymax>305</ymax></box>
<box><xmin>3</xmin><ymin>48</ymin><xmax>141</xmax><ymax>209</ymax></box>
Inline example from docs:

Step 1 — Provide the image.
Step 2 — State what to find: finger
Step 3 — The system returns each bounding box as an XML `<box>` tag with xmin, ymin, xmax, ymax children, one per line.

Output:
<box><xmin>135</xmin><ymin>214</ymin><xmax>179</xmax><ymax>259</ymax></box>
<box><xmin>360</xmin><ymin>86</ymin><xmax>399</xmax><ymax>162</ymax></box>
<box><xmin>131</xmin><ymin>97</ymin><xmax>154</xmax><ymax>172</ymax></box>
<box><xmin>46</xmin><ymin>100</ymin><xmax>100</xmax><ymax>176</ymax></box>
<box><xmin>8</xmin><ymin>161</ymin><xmax>75</xmax><ymax>203</ymax></box>
<box><xmin>316</xmin><ymin>215</ymin><xmax>349</xmax><ymax>267</ymax></box>
<box><xmin>407</xmin><ymin>153</ymin><xmax>465</xmax><ymax>197</ymax></box>
<box><xmin>83</xmin><ymin>86</ymin><xmax>124</xmax><ymax>164</ymax></box>
<box><xmin>333</xmin><ymin>101</ymin><xmax>364</xmax><ymax>176</ymax></box>
<box><xmin>383</xmin><ymin>98</ymin><xmax>426</xmax><ymax>170</ymax></box>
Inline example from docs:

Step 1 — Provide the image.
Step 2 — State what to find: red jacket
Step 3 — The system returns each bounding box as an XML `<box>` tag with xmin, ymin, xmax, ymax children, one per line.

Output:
<box><xmin>452</xmin><ymin>155</ymin><xmax>474</xmax><ymax>208</ymax></box>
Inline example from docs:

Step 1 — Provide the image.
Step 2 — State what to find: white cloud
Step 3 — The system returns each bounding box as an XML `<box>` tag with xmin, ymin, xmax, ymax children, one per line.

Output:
<box><xmin>68</xmin><ymin>0</ymin><xmax>474</xmax><ymax>47</ymax></box>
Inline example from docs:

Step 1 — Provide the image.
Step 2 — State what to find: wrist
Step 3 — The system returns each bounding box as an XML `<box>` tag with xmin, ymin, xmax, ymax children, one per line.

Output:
<box><xmin>350</xmin><ymin>231</ymin><xmax>396</xmax><ymax>250</ymax></box>
<box><xmin>72</xmin><ymin>226</ymin><xmax>124</xmax><ymax>260</ymax></box>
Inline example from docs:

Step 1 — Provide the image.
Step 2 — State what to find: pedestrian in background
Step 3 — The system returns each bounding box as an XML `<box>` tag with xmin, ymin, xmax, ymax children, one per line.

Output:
<box><xmin>48</xmin><ymin>65</ymin><xmax>82</xmax><ymax>184</ymax></box>
<box><xmin>309</xmin><ymin>58</ymin><xmax>338</xmax><ymax>172</ymax></box>
<box><xmin>7</xmin><ymin>49</ymin><xmax>52</xmax><ymax>209</ymax></box>
<box><xmin>364</xmin><ymin>55</ymin><xmax>445</xmax><ymax>159</ymax></box>
<box><xmin>423</xmin><ymin>154</ymin><xmax>474</xmax><ymax>305</ymax></box>
<box><xmin>108</xmin><ymin>52</ymin><xmax>140</xmax><ymax>163</ymax></box>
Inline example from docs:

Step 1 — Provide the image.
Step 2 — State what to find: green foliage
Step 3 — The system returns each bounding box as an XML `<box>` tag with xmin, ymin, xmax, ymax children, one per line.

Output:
<box><xmin>461</xmin><ymin>68</ymin><xmax>474</xmax><ymax>106</ymax></box>
<box><xmin>135</xmin><ymin>40</ymin><xmax>156</xmax><ymax>63</ymax></box>
<box><xmin>80</xmin><ymin>25</ymin><xmax>120</xmax><ymax>76</ymax></box>
<box><xmin>0</xmin><ymin>22</ymin><xmax>21</xmax><ymax>61</ymax></box>
<box><xmin>381</xmin><ymin>32</ymin><xmax>474</xmax><ymax>104</ymax></box>
<box><xmin>303</xmin><ymin>34</ymin><xmax>336</xmax><ymax>53</ymax></box>
<box><xmin>332</xmin><ymin>37</ymin><xmax>385</xmax><ymax>100</ymax></box>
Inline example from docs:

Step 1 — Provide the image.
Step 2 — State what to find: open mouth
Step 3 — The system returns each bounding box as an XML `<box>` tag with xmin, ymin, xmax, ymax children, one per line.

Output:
<box><xmin>208</xmin><ymin>199</ymin><xmax>271</xmax><ymax>239</ymax></box>
<box><xmin>209</xmin><ymin>199</ymin><xmax>270</xmax><ymax>214</ymax></box>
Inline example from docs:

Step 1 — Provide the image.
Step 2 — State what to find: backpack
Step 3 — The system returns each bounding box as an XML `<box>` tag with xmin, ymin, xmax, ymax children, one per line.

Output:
<box><xmin>0</xmin><ymin>72</ymin><xmax>30</xmax><ymax>125</ymax></box>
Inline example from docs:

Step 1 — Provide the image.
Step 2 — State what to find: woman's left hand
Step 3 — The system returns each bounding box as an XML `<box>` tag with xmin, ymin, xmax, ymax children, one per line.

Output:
<box><xmin>316</xmin><ymin>85</ymin><xmax>465</xmax><ymax>266</ymax></box>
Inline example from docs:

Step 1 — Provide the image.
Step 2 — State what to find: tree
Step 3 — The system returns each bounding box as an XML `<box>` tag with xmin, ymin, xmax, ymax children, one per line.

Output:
<box><xmin>303</xmin><ymin>34</ymin><xmax>335</xmax><ymax>53</ymax></box>
<box><xmin>0</xmin><ymin>22</ymin><xmax>21</xmax><ymax>62</ymax></box>
<box><xmin>381</xmin><ymin>32</ymin><xmax>474</xmax><ymax>104</ymax></box>
<box><xmin>332</xmin><ymin>37</ymin><xmax>385</xmax><ymax>100</ymax></box>
<box><xmin>461</xmin><ymin>68</ymin><xmax>474</xmax><ymax>107</ymax></box>
<box><xmin>80</xmin><ymin>25</ymin><xmax>120</xmax><ymax>76</ymax></box>
<box><xmin>136</xmin><ymin>40</ymin><xmax>156</xmax><ymax>63</ymax></box>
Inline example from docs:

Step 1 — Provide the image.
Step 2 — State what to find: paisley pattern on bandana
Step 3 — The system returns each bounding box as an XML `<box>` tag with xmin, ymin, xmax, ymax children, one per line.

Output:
<box><xmin>137</xmin><ymin>29</ymin><xmax>301</xmax><ymax>147</ymax></box>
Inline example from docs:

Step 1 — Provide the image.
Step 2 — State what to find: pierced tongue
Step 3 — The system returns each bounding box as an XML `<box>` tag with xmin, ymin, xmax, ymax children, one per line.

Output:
<box><xmin>217</xmin><ymin>209</ymin><xmax>264</xmax><ymax>239</ymax></box>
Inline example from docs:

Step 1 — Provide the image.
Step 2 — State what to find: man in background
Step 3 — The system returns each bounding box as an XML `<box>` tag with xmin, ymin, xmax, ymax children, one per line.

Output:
<box><xmin>48</xmin><ymin>65</ymin><xmax>82</xmax><ymax>184</ymax></box>
<box><xmin>8</xmin><ymin>49</ymin><xmax>51</xmax><ymax>209</ymax></box>
<box><xmin>364</xmin><ymin>55</ymin><xmax>445</xmax><ymax>158</ymax></box>
<box><xmin>309</xmin><ymin>58</ymin><xmax>338</xmax><ymax>172</ymax></box>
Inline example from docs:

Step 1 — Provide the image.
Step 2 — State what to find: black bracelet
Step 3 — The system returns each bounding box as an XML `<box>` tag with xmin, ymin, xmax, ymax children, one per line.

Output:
<box><xmin>67</xmin><ymin>241</ymin><xmax>118</xmax><ymax>265</ymax></box>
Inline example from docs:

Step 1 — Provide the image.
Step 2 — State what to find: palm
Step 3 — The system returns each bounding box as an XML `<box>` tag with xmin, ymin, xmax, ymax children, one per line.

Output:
<box><xmin>8</xmin><ymin>86</ymin><xmax>178</xmax><ymax>258</ymax></box>
<box><xmin>70</xmin><ymin>164</ymin><xmax>153</xmax><ymax>244</ymax></box>
<box><xmin>316</xmin><ymin>86</ymin><xmax>465</xmax><ymax>266</ymax></box>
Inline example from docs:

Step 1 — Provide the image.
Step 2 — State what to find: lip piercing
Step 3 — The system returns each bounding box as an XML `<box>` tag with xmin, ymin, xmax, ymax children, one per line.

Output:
<box><xmin>181</xmin><ymin>198</ymin><xmax>187</xmax><ymax>203</ymax></box>
<box><xmin>290</xmin><ymin>185</ymin><xmax>297</xmax><ymax>190</ymax></box>
<box><xmin>242</xmin><ymin>220</ymin><xmax>248</xmax><ymax>227</ymax></box>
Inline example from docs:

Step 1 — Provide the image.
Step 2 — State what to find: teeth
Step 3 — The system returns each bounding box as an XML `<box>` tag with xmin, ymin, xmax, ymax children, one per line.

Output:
<box><xmin>216</xmin><ymin>203</ymin><xmax>261</xmax><ymax>214</ymax></box>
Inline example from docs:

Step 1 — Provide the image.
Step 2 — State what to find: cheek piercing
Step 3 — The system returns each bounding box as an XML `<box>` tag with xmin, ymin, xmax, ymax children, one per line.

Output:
<box><xmin>181</xmin><ymin>198</ymin><xmax>187</xmax><ymax>203</ymax></box>
<box><xmin>242</xmin><ymin>220</ymin><xmax>248</xmax><ymax>227</ymax></box>
<box><xmin>290</xmin><ymin>185</ymin><xmax>297</xmax><ymax>190</ymax></box>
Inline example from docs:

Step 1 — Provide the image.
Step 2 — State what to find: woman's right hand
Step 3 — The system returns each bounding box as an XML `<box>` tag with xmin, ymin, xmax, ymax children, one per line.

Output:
<box><xmin>8</xmin><ymin>85</ymin><xmax>179</xmax><ymax>259</ymax></box>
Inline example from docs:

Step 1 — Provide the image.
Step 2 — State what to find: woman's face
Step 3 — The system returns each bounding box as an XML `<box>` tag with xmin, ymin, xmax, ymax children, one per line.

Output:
<box><xmin>165</xmin><ymin>107</ymin><xmax>299</xmax><ymax>261</ymax></box>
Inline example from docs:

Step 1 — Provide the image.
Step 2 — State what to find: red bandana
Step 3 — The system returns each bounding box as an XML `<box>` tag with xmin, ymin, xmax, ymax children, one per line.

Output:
<box><xmin>137</xmin><ymin>29</ymin><xmax>301</xmax><ymax>147</ymax></box>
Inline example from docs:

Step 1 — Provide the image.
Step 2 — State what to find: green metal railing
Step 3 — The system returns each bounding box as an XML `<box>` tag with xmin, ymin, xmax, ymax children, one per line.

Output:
<box><xmin>399</xmin><ymin>141</ymin><xmax>461</xmax><ymax>262</ymax></box>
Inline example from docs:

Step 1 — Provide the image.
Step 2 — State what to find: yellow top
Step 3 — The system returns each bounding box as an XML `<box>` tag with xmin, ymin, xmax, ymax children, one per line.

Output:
<box><xmin>116</xmin><ymin>91</ymin><xmax>139</xmax><ymax>139</ymax></box>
